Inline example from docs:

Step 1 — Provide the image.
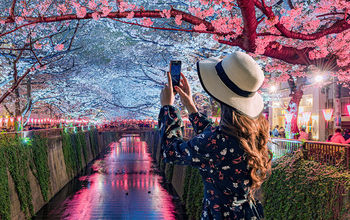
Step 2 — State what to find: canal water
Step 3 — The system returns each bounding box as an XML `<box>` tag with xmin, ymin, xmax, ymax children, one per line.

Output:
<box><xmin>34</xmin><ymin>134</ymin><xmax>185</xmax><ymax>220</ymax></box>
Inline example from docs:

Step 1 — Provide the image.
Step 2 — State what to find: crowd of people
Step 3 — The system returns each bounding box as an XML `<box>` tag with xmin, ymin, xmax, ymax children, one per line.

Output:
<box><xmin>327</xmin><ymin>128</ymin><xmax>350</xmax><ymax>144</ymax></box>
<box><xmin>271</xmin><ymin>124</ymin><xmax>350</xmax><ymax>144</ymax></box>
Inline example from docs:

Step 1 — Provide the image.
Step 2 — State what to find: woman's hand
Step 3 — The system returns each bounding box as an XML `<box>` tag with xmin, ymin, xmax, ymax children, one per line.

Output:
<box><xmin>175</xmin><ymin>73</ymin><xmax>198</xmax><ymax>114</ymax></box>
<box><xmin>160</xmin><ymin>72</ymin><xmax>175</xmax><ymax>106</ymax></box>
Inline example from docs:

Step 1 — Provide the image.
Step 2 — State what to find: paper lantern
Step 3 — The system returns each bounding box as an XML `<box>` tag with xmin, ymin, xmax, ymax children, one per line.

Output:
<box><xmin>302</xmin><ymin>112</ymin><xmax>311</xmax><ymax>123</ymax></box>
<box><xmin>17</xmin><ymin>116</ymin><xmax>22</xmax><ymax>122</ymax></box>
<box><xmin>10</xmin><ymin>117</ymin><xmax>14</xmax><ymax>123</ymax></box>
<box><xmin>284</xmin><ymin>113</ymin><xmax>293</xmax><ymax>123</ymax></box>
<box><xmin>347</xmin><ymin>104</ymin><xmax>350</xmax><ymax>116</ymax></box>
<box><xmin>322</xmin><ymin>109</ymin><xmax>333</xmax><ymax>121</ymax></box>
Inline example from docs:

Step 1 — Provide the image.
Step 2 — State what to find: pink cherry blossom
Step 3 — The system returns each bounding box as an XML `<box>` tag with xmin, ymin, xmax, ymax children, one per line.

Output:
<box><xmin>140</xmin><ymin>18</ymin><xmax>153</xmax><ymax>27</ymax></box>
<box><xmin>88</xmin><ymin>0</ymin><xmax>97</xmax><ymax>10</ymax></box>
<box><xmin>175</xmin><ymin>15</ymin><xmax>182</xmax><ymax>25</ymax></box>
<box><xmin>92</xmin><ymin>12</ymin><xmax>101</xmax><ymax>20</ymax></box>
<box><xmin>100</xmin><ymin>0</ymin><xmax>108</xmax><ymax>6</ymax></box>
<box><xmin>34</xmin><ymin>42</ymin><xmax>42</xmax><ymax>50</ymax></box>
<box><xmin>76</xmin><ymin>7</ymin><xmax>87</xmax><ymax>18</ymax></box>
<box><xmin>55</xmin><ymin>44</ymin><xmax>64</xmax><ymax>51</ymax></box>
<box><xmin>126</xmin><ymin>11</ymin><xmax>135</xmax><ymax>19</ymax></box>
<box><xmin>161</xmin><ymin>9</ymin><xmax>171</xmax><ymax>19</ymax></box>
<box><xmin>193</xmin><ymin>23</ymin><xmax>207</xmax><ymax>31</ymax></box>
<box><xmin>102</xmin><ymin>6</ymin><xmax>112</xmax><ymax>17</ymax></box>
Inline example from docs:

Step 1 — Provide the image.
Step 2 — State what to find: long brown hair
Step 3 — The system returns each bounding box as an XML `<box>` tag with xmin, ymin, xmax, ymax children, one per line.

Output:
<box><xmin>219</xmin><ymin>103</ymin><xmax>272</xmax><ymax>199</ymax></box>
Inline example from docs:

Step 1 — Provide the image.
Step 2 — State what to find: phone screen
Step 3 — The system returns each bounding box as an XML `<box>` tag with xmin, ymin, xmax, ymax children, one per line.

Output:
<box><xmin>170</xmin><ymin>61</ymin><xmax>181</xmax><ymax>87</ymax></box>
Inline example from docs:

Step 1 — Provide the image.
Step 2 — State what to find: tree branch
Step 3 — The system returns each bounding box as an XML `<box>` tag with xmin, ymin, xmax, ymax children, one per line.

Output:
<box><xmin>10</xmin><ymin>0</ymin><xmax>17</xmax><ymax>19</ymax></box>
<box><xmin>237</xmin><ymin>0</ymin><xmax>258</xmax><ymax>51</ymax></box>
<box><xmin>255</xmin><ymin>0</ymin><xmax>350</xmax><ymax>40</ymax></box>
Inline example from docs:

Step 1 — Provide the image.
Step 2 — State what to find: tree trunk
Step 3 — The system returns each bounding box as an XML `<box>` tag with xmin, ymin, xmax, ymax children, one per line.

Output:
<box><xmin>286</xmin><ymin>89</ymin><xmax>303</xmax><ymax>138</ymax></box>
<box><xmin>14</xmin><ymin>86</ymin><xmax>20</xmax><ymax>117</ymax></box>
<box><xmin>285</xmin><ymin>76</ymin><xmax>304</xmax><ymax>139</ymax></box>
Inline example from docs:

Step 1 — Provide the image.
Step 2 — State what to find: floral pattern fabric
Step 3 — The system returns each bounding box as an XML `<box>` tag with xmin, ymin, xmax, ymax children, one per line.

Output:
<box><xmin>158</xmin><ymin>105</ymin><xmax>264</xmax><ymax>220</ymax></box>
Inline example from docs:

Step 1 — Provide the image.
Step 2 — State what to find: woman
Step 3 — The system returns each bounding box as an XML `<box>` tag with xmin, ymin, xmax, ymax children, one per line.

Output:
<box><xmin>159</xmin><ymin>52</ymin><xmax>272</xmax><ymax>219</ymax></box>
<box><xmin>298</xmin><ymin>127</ymin><xmax>308</xmax><ymax>141</ymax></box>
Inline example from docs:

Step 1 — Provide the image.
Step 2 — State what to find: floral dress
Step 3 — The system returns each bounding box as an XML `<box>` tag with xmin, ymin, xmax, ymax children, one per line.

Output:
<box><xmin>158</xmin><ymin>105</ymin><xmax>264</xmax><ymax>220</ymax></box>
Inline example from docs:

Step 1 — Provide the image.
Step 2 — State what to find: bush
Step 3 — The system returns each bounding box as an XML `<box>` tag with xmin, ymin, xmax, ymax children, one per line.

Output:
<box><xmin>30</xmin><ymin>135</ymin><xmax>50</xmax><ymax>202</ymax></box>
<box><xmin>262</xmin><ymin>150</ymin><xmax>350</xmax><ymax>219</ymax></box>
<box><xmin>0</xmin><ymin>135</ymin><xmax>33</xmax><ymax>218</ymax></box>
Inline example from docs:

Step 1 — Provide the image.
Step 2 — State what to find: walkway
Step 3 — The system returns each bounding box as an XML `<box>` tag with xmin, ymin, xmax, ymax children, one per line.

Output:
<box><xmin>34</xmin><ymin>134</ymin><xmax>184</xmax><ymax>219</ymax></box>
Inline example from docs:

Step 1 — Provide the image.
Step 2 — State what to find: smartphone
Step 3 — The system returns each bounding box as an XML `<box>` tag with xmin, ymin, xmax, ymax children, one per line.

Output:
<box><xmin>170</xmin><ymin>61</ymin><xmax>181</xmax><ymax>88</ymax></box>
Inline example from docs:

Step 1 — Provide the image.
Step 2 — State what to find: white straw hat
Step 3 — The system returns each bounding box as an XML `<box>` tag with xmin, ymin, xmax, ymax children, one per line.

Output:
<box><xmin>197</xmin><ymin>51</ymin><xmax>265</xmax><ymax>118</ymax></box>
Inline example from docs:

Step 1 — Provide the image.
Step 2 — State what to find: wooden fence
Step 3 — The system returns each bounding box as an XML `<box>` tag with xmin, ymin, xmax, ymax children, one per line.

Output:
<box><xmin>270</xmin><ymin>138</ymin><xmax>350</xmax><ymax>170</ymax></box>
<box><xmin>303</xmin><ymin>141</ymin><xmax>350</xmax><ymax>170</ymax></box>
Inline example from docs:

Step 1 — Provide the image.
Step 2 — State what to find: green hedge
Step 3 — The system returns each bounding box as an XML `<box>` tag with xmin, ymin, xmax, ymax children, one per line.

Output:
<box><xmin>163</xmin><ymin>163</ymin><xmax>203</xmax><ymax>220</ymax></box>
<box><xmin>262</xmin><ymin>150</ymin><xmax>350</xmax><ymax>219</ymax></box>
<box><xmin>3</xmin><ymin>135</ymin><xmax>34</xmax><ymax>218</ymax></box>
<box><xmin>89</xmin><ymin>129</ymin><xmax>99</xmax><ymax>157</ymax></box>
<box><xmin>30</xmin><ymin>135</ymin><xmax>50</xmax><ymax>202</ymax></box>
<box><xmin>61</xmin><ymin>130</ymin><xmax>91</xmax><ymax>177</ymax></box>
<box><xmin>0</xmin><ymin>134</ymin><xmax>51</xmax><ymax>219</ymax></box>
<box><xmin>0</xmin><ymin>137</ymin><xmax>11</xmax><ymax>220</ymax></box>
<box><xmin>183</xmin><ymin>166</ymin><xmax>204</xmax><ymax>220</ymax></box>
<box><xmin>0</xmin><ymin>129</ymin><xmax>100</xmax><ymax>220</ymax></box>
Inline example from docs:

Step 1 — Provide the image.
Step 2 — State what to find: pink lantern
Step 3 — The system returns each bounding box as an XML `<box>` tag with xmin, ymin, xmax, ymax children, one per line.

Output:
<box><xmin>322</xmin><ymin>109</ymin><xmax>333</xmax><ymax>121</ymax></box>
<box><xmin>302</xmin><ymin>112</ymin><xmax>311</xmax><ymax>123</ymax></box>
<box><xmin>347</xmin><ymin>104</ymin><xmax>350</xmax><ymax>116</ymax></box>
<box><xmin>284</xmin><ymin>113</ymin><xmax>293</xmax><ymax>123</ymax></box>
<box><xmin>17</xmin><ymin>116</ymin><xmax>22</xmax><ymax>122</ymax></box>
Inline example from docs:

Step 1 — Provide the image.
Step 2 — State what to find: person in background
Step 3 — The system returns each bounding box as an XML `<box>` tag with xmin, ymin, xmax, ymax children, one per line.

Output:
<box><xmin>327</xmin><ymin>134</ymin><xmax>333</xmax><ymax>142</ymax></box>
<box><xmin>272</xmin><ymin>125</ymin><xmax>279</xmax><ymax>137</ymax></box>
<box><xmin>330</xmin><ymin>128</ymin><xmax>350</xmax><ymax>144</ymax></box>
<box><xmin>343</xmin><ymin>129</ymin><xmax>350</xmax><ymax>142</ymax></box>
<box><xmin>278</xmin><ymin>126</ymin><xmax>285</xmax><ymax>138</ymax></box>
<box><xmin>298</xmin><ymin>127</ymin><xmax>308</xmax><ymax>141</ymax></box>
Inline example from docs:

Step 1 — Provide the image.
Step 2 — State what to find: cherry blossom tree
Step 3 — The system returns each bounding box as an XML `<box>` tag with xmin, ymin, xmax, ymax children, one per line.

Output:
<box><xmin>0</xmin><ymin>0</ymin><xmax>349</xmax><ymax>128</ymax></box>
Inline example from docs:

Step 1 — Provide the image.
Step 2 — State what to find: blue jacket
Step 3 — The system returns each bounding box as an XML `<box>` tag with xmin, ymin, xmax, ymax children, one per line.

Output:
<box><xmin>158</xmin><ymin>105</ymin><xmax>264</xmax><ymax>220</ymax></box>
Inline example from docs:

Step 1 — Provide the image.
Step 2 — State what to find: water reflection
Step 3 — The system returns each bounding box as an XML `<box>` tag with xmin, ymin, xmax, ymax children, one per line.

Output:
<box><xmin>34</xmin><ymin>135</ymin><xmax>181</xmax><ymax>219</ymax></box>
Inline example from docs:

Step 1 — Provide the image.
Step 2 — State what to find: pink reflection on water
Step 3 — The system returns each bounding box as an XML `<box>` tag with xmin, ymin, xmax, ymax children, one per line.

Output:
<box><xmin>61</xmin><ymin>135</ymin><xmax>177</xmax><ymax>220</ymax></box>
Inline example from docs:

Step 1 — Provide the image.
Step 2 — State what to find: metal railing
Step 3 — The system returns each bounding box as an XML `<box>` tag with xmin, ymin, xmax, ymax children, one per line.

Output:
<box><xmin>303</xmin><ymin>141</ymin><xmax>350</xmax><ymax>170</ymax></box>
<box><xmin>269</xmin><ymin>138</ymin><xmax>303</xmax><ymax>160</ymax></box>
<box><xmin>270</xmin><ymin>138</ymin><xmax>350</xmax><ymax>170</ymax></box>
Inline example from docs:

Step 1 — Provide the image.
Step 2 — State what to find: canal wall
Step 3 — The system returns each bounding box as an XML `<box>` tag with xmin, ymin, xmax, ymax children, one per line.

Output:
<box><xmin>141</xmin><ymin>131</ymin><xmax>350</xmax><ymax>220</ymax></box>
<box><xmin>0</xmin><ymin>129</ymin><xmax>119</xmax><ymax>220</ymax></box>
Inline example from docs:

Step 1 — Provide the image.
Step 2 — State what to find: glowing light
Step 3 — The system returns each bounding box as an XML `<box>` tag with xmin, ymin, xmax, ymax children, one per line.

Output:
<box><xmin>302</xmin><ymin>112</ymin><xmax>311</xmax><ymax>123</ymax></box>
<box><xmin>322</xmin><ymin>109</ymin><xmax>333</xmax><ymax>121</ymax></box>
<box><xmin>269</xmin><ymin>85</ymin><xmax>277</xmax><ymax>93</ymax></box>
<box><xmin>315</xmin><ymin>75</ymin><xmax>323</xmax><ymax>83</ymax></box>
<box><xmin>347</xmin><ymin>105</ymin><xmax>350</xmax><ymax>116</ymax></box>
